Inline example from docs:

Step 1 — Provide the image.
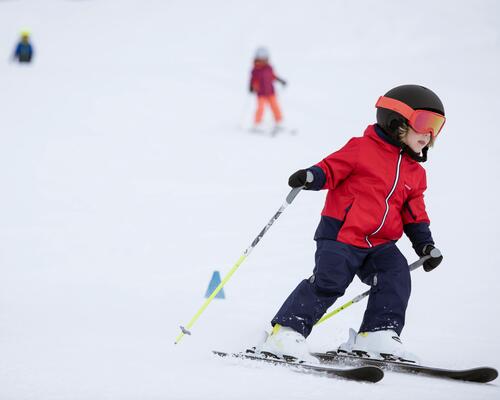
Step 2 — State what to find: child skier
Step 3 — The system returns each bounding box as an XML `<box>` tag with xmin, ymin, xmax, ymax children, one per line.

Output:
<box><xmin>12</xmin><ymin>31</ymin><xmax>34</xmax><ymax>63</ymax></box>
<box><xmin>249</xmin><ymin>47</ymin><xmax>287</xmax><ymax>131</ymax></box>
<box><xmin>260</xmin><ymin>84</ymin><xmax>445</xmax><ymax>362</ymax></box>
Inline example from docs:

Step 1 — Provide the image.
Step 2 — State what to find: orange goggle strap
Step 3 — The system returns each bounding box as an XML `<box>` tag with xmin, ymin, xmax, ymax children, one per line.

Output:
<box><xmin>375</xmin><ymin>96</ymin><xmax>415</xmax><ymax>120</ymax></box>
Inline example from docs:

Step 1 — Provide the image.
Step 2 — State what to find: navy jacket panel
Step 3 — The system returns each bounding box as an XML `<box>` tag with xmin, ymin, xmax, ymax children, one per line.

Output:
<box><xmin>404</xmin><ymin>222</ymin><xmax>434</xmax><ymax>256</ymax></box>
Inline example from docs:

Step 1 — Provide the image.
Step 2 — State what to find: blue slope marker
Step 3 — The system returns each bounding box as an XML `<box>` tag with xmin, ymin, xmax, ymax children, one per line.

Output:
<box><xmin>204</xmin><ymin>270</ymin><xmax>225</xmax><ymax>299</ymax></box>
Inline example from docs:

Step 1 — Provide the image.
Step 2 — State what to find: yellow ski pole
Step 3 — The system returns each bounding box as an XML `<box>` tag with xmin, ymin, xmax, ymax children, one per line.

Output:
<box><xmin>314</xmin><ymin>250</ymin><xmax>440</xmax><ymax>327</ymax></box>
<box><xmin>174</xmin><ymin>187</ymin><xmax>303</xmax><ymax>344</ymax></box>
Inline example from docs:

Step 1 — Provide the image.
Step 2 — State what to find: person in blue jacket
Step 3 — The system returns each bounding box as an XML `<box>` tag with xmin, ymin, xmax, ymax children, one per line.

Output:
<box><xmin>13</xmin><ymin>31</ymin><xmax>34</xmax><ymax>63</ymax></box>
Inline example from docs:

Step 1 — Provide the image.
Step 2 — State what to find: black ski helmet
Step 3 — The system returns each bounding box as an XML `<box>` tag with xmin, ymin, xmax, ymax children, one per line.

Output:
<box><xmin>376</xmin><ymin>84</ymin><xmax>445</xmax><ymax>138</ymax></box>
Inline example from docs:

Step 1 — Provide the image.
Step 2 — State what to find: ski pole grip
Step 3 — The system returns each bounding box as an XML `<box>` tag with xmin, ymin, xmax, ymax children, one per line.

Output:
<box><xmin>410</xmin><ymin>255</ymin><xmax>429</xmax><ymax>271</ymax></box>
<box><xmin>411</xmin><ymin>249</ymin><xmax>442</xmax><ymax>272</ymax></box>
<box><xmin>286</xmin><ymin>187</ymin><xmax>302</xmax><ymax>204</ymax></box>
<box><xmin>429</xmin><ymin>248</ymin><xmax>442</xmax><ymax>258</ymax></box>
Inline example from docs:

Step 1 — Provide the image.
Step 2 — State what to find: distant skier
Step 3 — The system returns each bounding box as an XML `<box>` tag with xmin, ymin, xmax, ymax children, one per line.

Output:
<box><xmin>13</xmin><ymin>31</ymin><xmax>34</xmax><ymax>63</ymax></box>
<box><xmin>259</xmin><ymin>85</ymin><xmax>446</xmax><ymax>362</ymax></box>
<box><xmin>249</xmin><ymin>47</ymin><xmax>286</xmax><ymax>132</ymax></box>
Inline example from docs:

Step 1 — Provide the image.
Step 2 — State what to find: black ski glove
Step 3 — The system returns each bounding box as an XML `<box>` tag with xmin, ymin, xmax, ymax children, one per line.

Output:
<box><xmin>421</xmin><ymin>244</ymin><xmax>443</xmax><ymax>272</ymax></box>
<box><xmin>276</xmin><ymin>77</ymin><xmax>287</xmax><ymax>86</ymax></box>
<box><xmin>288</xmin><ymin>169</ymin><xmax>312</xmax><ymax>188</ymax></box>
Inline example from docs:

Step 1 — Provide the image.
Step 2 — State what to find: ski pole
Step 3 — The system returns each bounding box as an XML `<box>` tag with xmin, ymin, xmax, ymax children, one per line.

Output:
<box><xmin>174</xmin><ymin>187</ymin><xmax>303</xmax><ymax>344</ymax></box>
<box><xmin>314</xmin><ymin>248</ymin><xmax>442</xmax><ymax>327</ymax></box>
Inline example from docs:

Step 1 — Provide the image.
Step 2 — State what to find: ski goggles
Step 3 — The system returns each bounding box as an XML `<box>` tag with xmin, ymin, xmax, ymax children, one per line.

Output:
<box><xmin>376</xmin><ymin>96</ymin><xmax>446</xmax><ymax>138</ymax></box>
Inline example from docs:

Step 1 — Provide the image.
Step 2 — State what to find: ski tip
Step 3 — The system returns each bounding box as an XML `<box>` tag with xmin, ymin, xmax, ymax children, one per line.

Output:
<box><xmin>372</xmin><ymin>367</ymin><xmax>385</xmax><ymax>383</ymax></box>
<box><xmin>350</xmin><ymin>366</ymin><xmax>385</xmax><ymax>383</ymax></box>
<box><xmin>470</xmin><ymin>367</ymin><xmax>498</xmax><ymax>383</ymax></box>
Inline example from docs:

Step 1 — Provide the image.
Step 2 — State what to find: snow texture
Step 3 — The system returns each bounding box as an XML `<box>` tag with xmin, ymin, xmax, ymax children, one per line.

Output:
<box><xmin>0</xmin><ymin>0</ymin><xmax>499</xmax><ymax>399</ymax></box>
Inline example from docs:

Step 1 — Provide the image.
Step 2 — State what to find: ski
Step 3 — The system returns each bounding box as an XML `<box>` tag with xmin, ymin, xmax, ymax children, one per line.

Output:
<box><xmin>213</xmin><ymin>350</ymin><xmax>384</xmax><ymax>383</ymax></box>
<box><xmin>270</xmin><ymin>126</ymin><xmax>298</xmax><ymax>136</ymax></box>
<box><xmin>248</xmin><ymin>126</ymin><xmax>298</xmax><ymax>136</ymax></box>
<box><xmin>313</xmin><ymin>351</ymin><xmax>498</xmax><ymax>383</ymax></box>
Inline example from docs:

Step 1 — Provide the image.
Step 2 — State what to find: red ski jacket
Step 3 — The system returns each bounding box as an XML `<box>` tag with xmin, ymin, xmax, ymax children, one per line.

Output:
<box><xmin>308</xmin><ymin>124</ymin><xmax>433</xmax><ymax>252</ymax></box>
<box><xmin>250</xmin><ymin>61</ymin><xmax>277</xmax><ymax>96</ymax></box>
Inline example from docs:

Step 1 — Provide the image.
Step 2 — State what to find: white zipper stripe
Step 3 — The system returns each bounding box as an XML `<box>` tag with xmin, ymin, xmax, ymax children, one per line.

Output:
<box><xmin>365</xmin><ymin>151</ymin><xmax>403</xmax><ymax>248</ymax></box>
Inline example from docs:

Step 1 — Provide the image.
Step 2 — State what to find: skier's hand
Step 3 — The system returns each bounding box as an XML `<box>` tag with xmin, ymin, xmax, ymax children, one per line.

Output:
<box><xmin>421</xmin><ymin>244</ymin><xmax>443</xmax><ymax>272</ymax></box>
<box><xmin>277</xmin><ymin>78</ymin><xmax>287</xmax><ymax>86</ymax></box>
<box><xmin>288</xmin><ymin>169</ymin><xmax>313</xmax><ymax>188</ymax></box>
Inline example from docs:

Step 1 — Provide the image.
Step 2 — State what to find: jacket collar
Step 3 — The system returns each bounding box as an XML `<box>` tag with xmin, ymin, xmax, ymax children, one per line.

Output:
<box><xmin>364</xmin><ymin>124</ymin><xmax>400</xmax><ymax>151</ymax></box>
<box><xmin>373</xmin><ymin>124</ymin><xmax>401</xmax><ymax>147</ymax></box>
<box><xmin>365</xmin><ymin>124</ymin><xmax>426</xmax><ymax>163</ymax></box>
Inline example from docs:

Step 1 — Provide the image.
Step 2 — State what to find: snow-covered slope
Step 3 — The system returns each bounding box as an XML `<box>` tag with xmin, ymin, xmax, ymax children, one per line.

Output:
<box><xmin>0</xmin><ymin>0</ymin><xmax>499</xmax><ymax>398</ymax></box>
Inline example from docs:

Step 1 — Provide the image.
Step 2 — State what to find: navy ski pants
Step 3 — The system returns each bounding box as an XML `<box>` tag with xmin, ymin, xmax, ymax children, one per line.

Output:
<box><xmin>272</xmin><ymin>239</ymin><xmax>411</xmax><ymax>338</ymax></box>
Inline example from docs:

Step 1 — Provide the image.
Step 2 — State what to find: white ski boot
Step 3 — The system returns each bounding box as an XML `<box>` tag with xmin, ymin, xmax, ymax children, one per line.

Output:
<box><xmin>270</xmin><ymin>124</ymin><xmax>283</xmax><ymax>136</ymax></box>
<box><xmin>260</xmin><ymin>324</ymin><xmax>315</xmax><ymax>363</ymax></box>
<box><xmin>338</xmin><ymin>328</ymin><xmax>357</xmax><ymax>353</ymax></box>
<box><xmin>339</xmin><ymin>328</ymin><xmax>419</xmax><ymax>363</ymax></box>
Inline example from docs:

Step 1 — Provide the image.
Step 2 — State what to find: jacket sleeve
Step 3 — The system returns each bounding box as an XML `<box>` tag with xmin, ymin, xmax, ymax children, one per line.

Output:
<box><xmin>402</xmin><ymin>172</ymin><xmax>434</xmax><ymax>255</ymax></box>
<box><xmin>249</xmin><ymin>68</ymin><xmax>258</xmax><ymax>92</ymax></box>
<box><xmin>306</xmin><ymin>138</ymin><xmax>360</xmax><ymax>191</ymax></box>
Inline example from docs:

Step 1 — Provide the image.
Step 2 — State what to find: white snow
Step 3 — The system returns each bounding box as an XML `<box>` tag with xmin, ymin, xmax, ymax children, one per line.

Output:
<box><xmin>0</xmin><ymin>0</ymin><xmax>499</xmax><ymax>399</ymax></box>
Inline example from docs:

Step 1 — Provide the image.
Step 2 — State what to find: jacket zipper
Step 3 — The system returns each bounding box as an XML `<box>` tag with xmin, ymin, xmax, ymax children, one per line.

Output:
<box><xmin>365</xmin><ymin>150</ymin><xmax>403</xmax><ymax>247</ymax></box>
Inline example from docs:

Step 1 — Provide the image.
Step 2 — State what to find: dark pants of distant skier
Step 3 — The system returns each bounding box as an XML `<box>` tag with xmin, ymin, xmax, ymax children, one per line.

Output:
<box><xmin>272</xmin><ymin>239</ymin><xmax>411</xmax><ymax>337</ymax></box>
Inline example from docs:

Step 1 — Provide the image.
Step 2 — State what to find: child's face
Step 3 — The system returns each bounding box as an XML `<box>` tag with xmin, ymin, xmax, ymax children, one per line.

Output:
<box><xmin>402</xmin><ymin>127</ymin><xmax>431</xmax><ymax>153</ymax></box>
